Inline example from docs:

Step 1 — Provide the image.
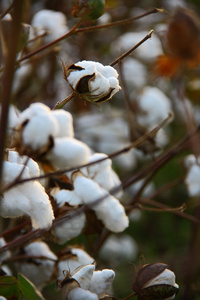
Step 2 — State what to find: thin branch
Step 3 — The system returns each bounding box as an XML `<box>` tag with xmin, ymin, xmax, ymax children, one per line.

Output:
<box><xmin>110</xmin><ymin>30</ymin><xmax>154</xmax><ymax>67</ymax></box>
<box><xmin>53</xmin><ymin>92</ymin><xmax>75</xmax><ymax>110</ymax></box>
<box><xmin>76</xmin><ymin>8</ymin><xmax>166</xmax><ymax>34</ymax></box>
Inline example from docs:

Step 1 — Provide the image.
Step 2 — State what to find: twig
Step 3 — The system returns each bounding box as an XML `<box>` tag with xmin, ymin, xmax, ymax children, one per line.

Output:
<box><xmin>76</xmin><ymin>8</ymin><xmax>166</xmax><ymax>34</ymax></box>
<box><xmin>53</xmin><ymin>92</ymin><xmax>75</xmax><ymax>110</ymax></box>
<box><xmin>110</xmin><ymin>30</ymin><xmax>154</xmax><ymax>67</ymax></box>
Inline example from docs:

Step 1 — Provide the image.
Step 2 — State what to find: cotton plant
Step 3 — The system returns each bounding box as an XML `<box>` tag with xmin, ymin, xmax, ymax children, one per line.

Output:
<box><xmin>57</xmin><ymin>262</ymin><xmax>115</xmax><ymax>299</ymax></box>
<box><xmin>63</xmin><ymin>60</ymin><xmax>121</xmax><ymax>105</ymax></box>
<box><xmin>17</xmin><ymin>241</ymin><xmax>57</xmax><ymax>289</ymax></box>
<box><xmin>0</xmin><ymin>150</ymin><xmax>54</xmax><ymax>229</ymax></box>
<box><xmin>184</xmin><ymin>154</ymin><xmax>200</xmax><ymax>197</ymax></box>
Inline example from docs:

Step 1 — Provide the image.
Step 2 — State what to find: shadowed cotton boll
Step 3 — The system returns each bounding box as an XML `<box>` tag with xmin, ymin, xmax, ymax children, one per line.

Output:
<box><xmin>18</xmin><ymin>241</ymin><xmax>57</xmax><ymax>289</ymax></box>
<box><xmin>31</xmin><ymin>9</ymin><xmax>69</xmax><ymax>43</ymax></box>
<box><xmin>89</xmin><ymin>269</ymin><xmax>115</xmax><ymax>298</ymax></box>
<box><xmin>99</xmin><ymin>234</ymin><xmax>138</xmax><ymax>266</ymax></box>
<box><xmin>112</xmin><ymin>31</ymin><xmax>163</xmax><ymax>62</ymax></box>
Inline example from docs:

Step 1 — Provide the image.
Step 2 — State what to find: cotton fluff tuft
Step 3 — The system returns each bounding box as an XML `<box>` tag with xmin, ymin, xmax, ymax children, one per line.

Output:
<box><xmin>1</xmin><ymin>155</ymin><xmax>54</xmax><ymax>229</ymax></box>
<box><xmin>51</xmin><ymin>110</ymin><xmax>74</xmax><ymax>137</ymax></box>
<box><xmin>18</xmin><ymin>241</ymin><xmax>57</xmax><ymax>288</ymax></box>
<box><xmin>31</xmin><ymin>9</ymin><xmax>69</xmax><ymax>43</ymax></box>
<box><xmin>74</xmin><ymin>175</ymin><xmax>129</xmax><ymax>232</ymax></box>
<box><xmin>72</xmin><ymin>264</ymin><xmax>95</xmax><ymax>290</ymax></box>
<box><xmin>67</xmin><ymin>60</ymin><xmax>120</xmax><ymax>103</ymax></box>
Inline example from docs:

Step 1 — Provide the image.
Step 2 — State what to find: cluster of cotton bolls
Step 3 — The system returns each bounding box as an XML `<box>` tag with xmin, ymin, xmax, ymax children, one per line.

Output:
<box><xmin>2</xmin><ymin>102</ymin><xmax>128</xmax><ymax>243</ymax></box>
<box><xmin>57</xmin><ymin>248</ymin><xmax>115</xmax><ymax>300</ymax></box>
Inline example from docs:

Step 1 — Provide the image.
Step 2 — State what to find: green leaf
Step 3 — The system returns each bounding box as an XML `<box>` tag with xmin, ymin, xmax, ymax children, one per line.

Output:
<box><xmin>0</xmin><ymin>275</ymin><xmax>22</xmax><ymax>299</ymax></box>
<box><xmin>18</xmin><ymin>273</ymin><xmax>45</xmax><ymax>300</ymax></box>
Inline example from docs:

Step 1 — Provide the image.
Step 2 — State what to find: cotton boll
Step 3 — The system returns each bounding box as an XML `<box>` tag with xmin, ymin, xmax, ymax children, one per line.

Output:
<box><xmin>31</xmin><ymin>10</ymin><xmax>69</xmax><ymax>43</ymax></box>
<box><xmin>46</xmin><ymin>137</ymin><xmax>91</xmax><ymax>168</ymax></box>
<box><xmin>12</xmin><ymin>63</ymin><xmax>32</xmax><ymax>95</ymax></box>
<box><xmin>51</xmin><ymin>110</ymin><xmax>74</xmax><ymax>138</ymax></box>
<box><xmin>72</xmin><ymin>264</ymin><xmax>95</xmax><ymax>290</ymax></box>
<box><xmin>54</xmin><ymin>189</ymin><xmax>83</xmax><ymax>207</ymax></box>
<box><xmin>99</xmin><ymin>234</ymin><xmax>138</xmax><ymax>265</ymax></box>
<box><xmin>184</xmin><ymin>154</ymin><xmax>198</xmax><ymax>168</ymax></box>
<box><xmin>89</xmin><ymin>269</ymin><xmax>115</xmax><ymax>297</ymax></box>
<box><xmin>144</xmin><ymin>268</ymin><xmax>179</xmax><ymax>289</ymax></box>
<box><xmin>21</xmin><ymin>112</ymin><xmax>58</xmax><ymax>150</ymax></box>
<box><xmin>122</xmin><ymin>57</ymin><xmax>147</xmax><ymax>90</ymax></box>
<box><xmin>58</xmin><ymin>248</ymin><xmax>94</xmax><ymax>278</ymax></box>
<box><xmin>74</xmin><ymin>176</ymin><xmax>128</xmax><ymax>232</ymax></box>
<box><xmin>18</xmin><ymin>241</ymin><xmax>57</xmax><ymax>288</ymax></box>
<box><xmin>68</xmin><ymin>287</ymin><xmax>98</xmax><ymax>300</ymax></box>
<box><xmin>137</xmin><ymin>86</ymin><xmax>172</xmax><ymax>127</ymax></box>
<box><xmin>53</xmin><ymin>212</ymin><xmax>86</xmax><ymax>244</ymax></box>
<box><xmin>185</xmin><ymin>164</ymin><xmax>200</xmax><ymax>197</ymax></box>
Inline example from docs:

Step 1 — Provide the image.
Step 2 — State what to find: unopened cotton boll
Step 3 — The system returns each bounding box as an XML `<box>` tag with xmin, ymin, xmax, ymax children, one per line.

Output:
<box><xmin>51</xmin><ymin>110</ymin><xmax>74</xmax><ymax>137</ymax></box>
<box><xmin>53</xmin><ymin>212</ymin><xmax>86</xmax><ymax>244</ymax></box>
<box><xmin>31</xmin><ymin>9</ymin><xmax>69</xmax><ymax>43</ymax></box>
<box><xmin>89</xmin><ymin>269</ymin><xmax>115</xmax><ymax>297</ymax></box>
<box><xmin>18</xmin><ymin>241</ymin><xmax>57</xmax><ymax>288</ymax></box>
<box><xmin>46</xmin><ymin>137</ymin><xmax>91</xmax><ymax>168</ymax></box>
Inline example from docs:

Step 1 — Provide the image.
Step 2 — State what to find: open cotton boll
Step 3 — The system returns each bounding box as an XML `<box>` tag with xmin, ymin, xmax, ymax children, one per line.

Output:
<box><xmin>53</xmin><ymin>212</ymin><xmax>86</xmax><ymax>244</ymax></box>
<box><xmin>89</xmin><ymin>72</ymin><xmax>111</xmax><ymax>96</ymax></box>
<box><xmin>89</xmin><ymin>269</ymin><xmax>115</xmax><ymax>297</ymax></box>
<box><xmin>99</xmin><ymin>234</ymin><xmax>138</xmax><ymax>265</ymax></box>
<box><xmin>185</xmin><ymin>164</ymin><xmax>200</xmax><ymax>196</ymax></box>
<box><xmin>72</xmin><ymin>264</ymin><xmax>95</xmax><ymax>290</ymax></box>
<box><xmin>87</xmin><ymin>153</ymin><xmax>111</xmax><ymax>177</ymax></box>
<box><xmin>51</xmin><ymin>110</ymin><xmax>74</xmax><ymax>137</ymax></box>
<box><xmin>122</xmin><ymin>57</ymin><xmax>147</xmax><ymax>90</ymax></box>
<box><xmin>68</xmin><ymin>287</ymin><xmax>98</xmax><ymax>300</ymax></box>
<box><xmin>18</xmin><ymin>241</ymin><xmax>57</xmax><ymax>288</ymax></box>
<box><xmin>74</xmin><ymin>176</ymin><xmax>128</xmax><ymax>232</ymax></box>
<box><xmin>21</xmin><ymin>112</ymin><xmax>58</xmax><ymax>150</ymax></box>
<box><xmin>31</xmin><ymin>9</ymin><xmax>69</xmax><ymax>42</ymax></box>
<box><xmin>46</xmin><ymin>137</ymin><xmax>91</xmax><ymax>168</ymax></box>
<box><xmin>137</xmin><ymin>86</ymin><xmax>172</xmax><ymax>127</ymax></box>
